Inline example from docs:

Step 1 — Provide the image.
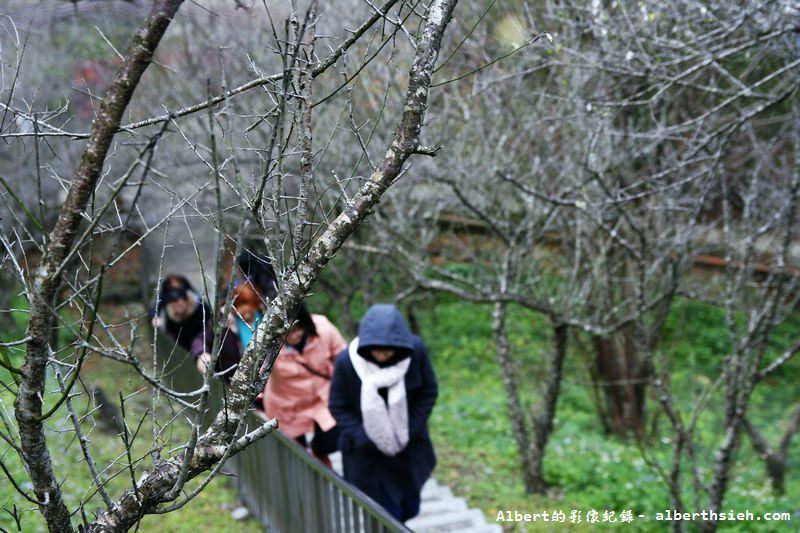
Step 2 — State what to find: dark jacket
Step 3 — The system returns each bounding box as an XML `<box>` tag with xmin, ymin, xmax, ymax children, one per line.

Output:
<box><xmin>151</xmin><ymin>277</ymin><xmax>214</xmax><ymax>359</ymax></box>
<box><xmin>328</xmin><ymin>304</ymin><xmax>438</xmax><ymax>506</ymax></box>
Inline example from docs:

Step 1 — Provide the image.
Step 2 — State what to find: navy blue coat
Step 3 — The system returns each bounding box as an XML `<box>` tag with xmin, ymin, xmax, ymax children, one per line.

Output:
<box><xmin>329</xmin><ymin>305</ymin><xmax>438</xmax><ymax>506</ymax></box>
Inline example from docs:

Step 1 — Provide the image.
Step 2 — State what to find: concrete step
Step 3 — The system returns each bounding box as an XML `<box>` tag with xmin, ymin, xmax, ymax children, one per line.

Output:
<box><xmin>420</xmin><ymin>482</ymin><xmax>454</xmax><ymax>502</ymax></box>
<box><xmin>405</xmin><ymin>508</ymin><xmax>487</xmax><ymax>532</ymax></box>
<box><xmin>421</xmin><ymin>478</ymin><xmax>439</xmax><ymax>490</ymax></box>
<box><xmin>417</xmin><ymin>496</ymin><xmax>468</xmax><ymax>517</ymax></box>
<box><xmin>455</xmin><ymin>525</ymin><xmax>503</xmax><ymax>533</ymax></box>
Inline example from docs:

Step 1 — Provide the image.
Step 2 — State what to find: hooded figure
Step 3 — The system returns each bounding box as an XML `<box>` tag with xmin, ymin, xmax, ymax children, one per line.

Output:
<box><xmin>150</xmin><ymin>275</ymin><xmax>213</xmax><ymax>360</ymax></box>
<box><xmin>328</xmin><ymin>304</ymin><xmax>438</xmax><ymax>522</ymax></box>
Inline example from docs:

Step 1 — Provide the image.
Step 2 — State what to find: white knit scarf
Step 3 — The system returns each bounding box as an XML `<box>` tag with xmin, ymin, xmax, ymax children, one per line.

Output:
<box><xmin>348</xmin><ymin>338</ymin><xmax>411</xmax><ymax>456</ymax></box>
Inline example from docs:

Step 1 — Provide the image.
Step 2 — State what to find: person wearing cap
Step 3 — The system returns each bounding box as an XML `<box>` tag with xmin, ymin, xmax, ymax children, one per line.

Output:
<box><xmin>328</xmin><ymin>304</ymin><xmax>438</xmax><ymax>522</ymax></box>
<box><xmin>150</xmin><ymin>275</ymin><xmax>214</xmax><ymax>372</ymax></box>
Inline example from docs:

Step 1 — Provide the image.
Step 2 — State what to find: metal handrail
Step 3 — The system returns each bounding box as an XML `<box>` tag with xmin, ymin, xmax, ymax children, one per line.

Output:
<box><xmin>157</xmin><ymin>332</ymin><xmax>412</xmax><ymax>532</ymax></box>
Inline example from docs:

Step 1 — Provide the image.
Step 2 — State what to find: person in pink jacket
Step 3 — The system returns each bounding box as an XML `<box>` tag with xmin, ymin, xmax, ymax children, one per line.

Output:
<box><xmin>260</xmin><ymin>303</ymin><xmax>347</xmax><ymax>468</ymax></box>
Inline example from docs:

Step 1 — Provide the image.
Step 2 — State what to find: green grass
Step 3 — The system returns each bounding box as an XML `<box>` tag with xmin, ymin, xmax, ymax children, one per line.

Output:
<box><xmin>405</xmin><ymin>298</ymin><xmax>800</xmax><ymax>532</ymax></box>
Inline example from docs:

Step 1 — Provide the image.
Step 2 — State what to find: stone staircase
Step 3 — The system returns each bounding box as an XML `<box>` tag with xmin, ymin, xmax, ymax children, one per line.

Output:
<box><xmin>330</xmin><ymin>452</ymin><xmax>501</xmax><ymax>533</ymax></box>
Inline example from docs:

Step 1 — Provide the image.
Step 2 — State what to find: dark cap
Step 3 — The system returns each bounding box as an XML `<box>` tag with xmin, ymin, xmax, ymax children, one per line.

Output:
<box><xmin>164</xmin><ymin>287</ymin><xmax>189</xmax><ymax>303</ymax></box>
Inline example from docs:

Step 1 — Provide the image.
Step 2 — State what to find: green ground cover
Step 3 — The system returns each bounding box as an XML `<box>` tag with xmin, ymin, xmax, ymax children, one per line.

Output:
<box><xmin>0</xmin><ymin>289</ymin><xmax>797</xmax><ymax>532</ymax></box>
<box><xmin>409</xmin><ymin>297</ymin><xmax>800</xmax><ymax>532</ymax></box>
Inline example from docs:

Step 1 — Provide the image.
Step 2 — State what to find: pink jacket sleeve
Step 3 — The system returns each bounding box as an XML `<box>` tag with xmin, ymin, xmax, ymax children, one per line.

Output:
<box><xmin>313</xmin><ymin>315</ymin><xmax>347</xmax><ymax>375</ymax></box>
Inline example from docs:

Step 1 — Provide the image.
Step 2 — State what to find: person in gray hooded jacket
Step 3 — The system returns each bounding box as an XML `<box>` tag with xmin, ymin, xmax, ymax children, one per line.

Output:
<box><xmin>328</xmin><ymin>304</ymin><xmax>438</xmax><ymax>522</ymax></box>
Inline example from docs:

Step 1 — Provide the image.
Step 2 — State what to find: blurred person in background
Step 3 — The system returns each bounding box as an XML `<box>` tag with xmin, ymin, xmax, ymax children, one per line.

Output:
<box><xmin>236</xmin><ymin>249</ymin><xmax>278</xmax><ymax>302</ymax></box>
<box><xmin>197</xmin><ymin>250</ymin><xmax>278</xmax><ymax>382</ymax></box>
<box><xmin>150</xmin><ymin>274</ymin><xmax>214</xmax><ymax>370</ymax></box>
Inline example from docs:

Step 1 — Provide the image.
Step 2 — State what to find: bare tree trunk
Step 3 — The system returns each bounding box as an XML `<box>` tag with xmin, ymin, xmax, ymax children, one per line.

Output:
<box><xmin>492</xmin><ymin>302</ymin><xmax>568</xmax><ymax>494</ymax></box>
<box><xmin>291</xmin><ymin>0</ymin><xmax>318</xmax><ymax>259</ymax></box>
<box><xmin>528</xmin><ymin>322</ymin><xmax>568</xmax><ymax>493</ymax></box>
<box><xmin>492</xmin><ymin>301</ymin><xmax>537</xmax><ymax>491</ymax></box>
<box><xmin>743</xmin><ymin>403</ymin><xmax>800</xmax><ymax>495</ymax></box>
<box><xmin>705</xmin><ymin>418</ymin><xmax>743</xmax><ymax>532</ymax></box>
<box><xmin>592</xmin><ymin>325</ymin><xmax>648</xmax><ymax>438</ymax></box>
